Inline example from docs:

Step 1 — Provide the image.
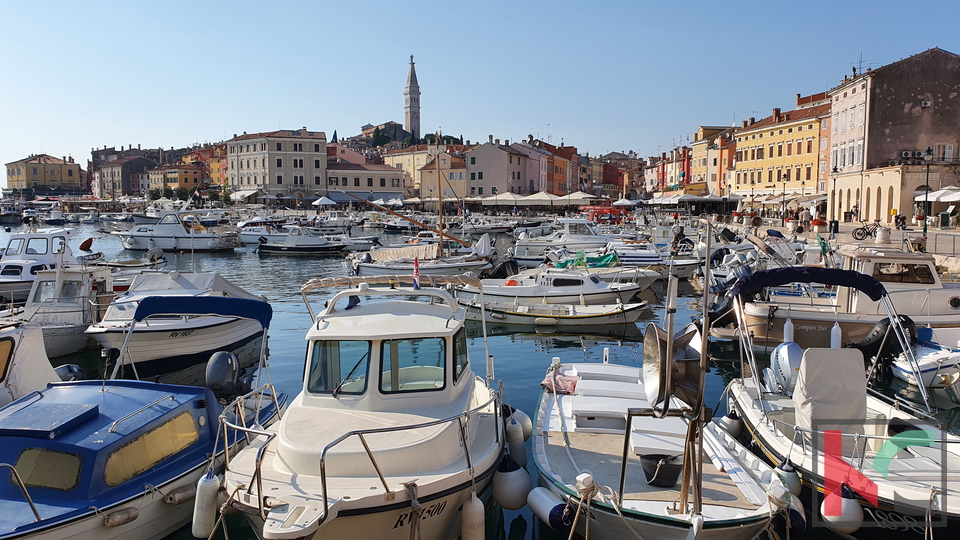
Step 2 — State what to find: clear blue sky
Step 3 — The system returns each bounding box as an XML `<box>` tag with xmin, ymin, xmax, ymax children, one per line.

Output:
<box><xmin>2</xmin><ymin>1</ymin><xmax>958</xmax><ymax>186</ymax></box>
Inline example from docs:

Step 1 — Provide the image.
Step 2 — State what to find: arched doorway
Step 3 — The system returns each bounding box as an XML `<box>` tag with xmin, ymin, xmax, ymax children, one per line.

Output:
<box><xmin>837</xmin><ymin>190</ymin><xmax>842</xmax><ymax>220</ymax></box>
<box><xmin>864</xmin><ymin>189</ymin><xmax>871</xmax><ymax>221</ymax></box>
<box><xmin>875</xmin><ymin>186</ymin><xmax>882</xmax><ymax>223</ymax></box>
<box><xmin>887</xmin><ymin>186</ymin><xmax>895</xmax><ymax>222</ymax></box>
<box><xmin>846</xmin><ymin>189</ymin><xmax>852</xmax><ymax>213</ymax></box>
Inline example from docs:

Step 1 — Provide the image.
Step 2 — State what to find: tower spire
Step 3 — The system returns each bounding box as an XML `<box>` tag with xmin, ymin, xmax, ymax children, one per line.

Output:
<box><xmin>404</xmin><ymin>55</ymin><xmax>421</xmax><ymax>139</ymax></box>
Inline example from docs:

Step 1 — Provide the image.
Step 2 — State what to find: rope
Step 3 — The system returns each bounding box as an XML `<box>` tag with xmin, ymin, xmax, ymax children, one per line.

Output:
<box><xmin>566</xmin><ymin>480</ymin><xmax>600</xmax><ymax>540</ymax></box>
<box><xmin>925</xmin><ymin>487</ymin><xmax>941</xmax><ymax>540</ymax></box>
<box><xmin>207</xmin><ymin>485</ymin><xmax>243</xmax><ymax>540</ymax></box>
<box><xmin>596</xmin><ymin>486</ymin><xmax>645</xmax><ymax>540</ymax></box>
<box><xmin>403</xmin><ymin>481</ymin><xmax>423</xmax><ymax>540</ymax></box>
<box><xmin>763</xmin><ymin>488</ymin><xmax>792</xmax><ymax>540</ymax></box>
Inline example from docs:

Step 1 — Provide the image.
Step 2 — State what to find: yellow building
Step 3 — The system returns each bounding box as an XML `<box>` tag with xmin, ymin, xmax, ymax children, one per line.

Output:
<box><xmin>690</xmin><ymin>126</ymin><xmax>728</xmax><ymax>190</ymax></box>
<box><xmin>148</xmin><ymin>164</ymin><xmax>203</xmax><ymax>192</ymax></box>
<box><xmin>732</xmin><ymin>100</ymin><xmax>831</xmax><ymax>202</ymax></box>
<box><xmin>5</xmin><ymin>154</ymin><xmax>83</xmax><ymax>191</ymax></box>
<box><xmin>420</xmin><ymin>153</ymin><xmax>467</xmax><ymax>199</ymax></box>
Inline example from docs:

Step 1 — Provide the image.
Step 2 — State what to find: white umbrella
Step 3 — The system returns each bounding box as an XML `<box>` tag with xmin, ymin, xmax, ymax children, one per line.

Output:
<box><xmin>612</xmin><ymin>198</ymin><xmax>636</xmax><ymax>207</ymax></box>
<box><xmin>372</xmin><ymin>198</ymin><xmax>386</xmax><ymax>206</ymax></box>
<box><xmin>311</xmin><ymin>196</ymin><xmax>337</xmax><ymax>206</ymax></box>
<box><xmin>387</xmin><ymin>198</ymin><xmax>404</xmax><ymax>207</ymax></box>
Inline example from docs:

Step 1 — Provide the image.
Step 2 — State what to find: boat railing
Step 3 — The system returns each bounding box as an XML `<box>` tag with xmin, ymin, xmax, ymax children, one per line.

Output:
<box><xmin>0</xmin><ymin>463</ymin><xmax>41</xmax><ymax>521</ymax></box>
<box><xmin>224</xmin><ymin>381</ymin><xmax>502</xmax><ymax>522</ymax></box>
<box><xmin>109</xmin><ymin>394</ymin><xmax>176</xmax><ymax>433</ymax></box>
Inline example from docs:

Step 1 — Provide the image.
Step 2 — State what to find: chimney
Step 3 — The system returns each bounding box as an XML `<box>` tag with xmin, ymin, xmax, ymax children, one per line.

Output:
<box><xmin>796</xmin><ymin>93</ymin><xmax>801</xmax><ymax>106</ymax></box>
<box><xmin>466</xmin><ymin>140</ymin><xmax>470</xmax><ymax>145</ymax></box>
<box><xmin>749</xmin><ymin>117</ymin><xmax>755</xmax><ymax>125</ymax></box>
<box><xmin>488</xmin><ymin>135</ymin><xmax>494</xmax><ymax>144</ymax></box>
<box><xmin>772</xmin><ymin>108</ymin><xmax>781</xmax><ymax>121</ymax></box>
<box><xmin>495</xmin><ymin>139</ymin><xmax>500</xmax><ymax>145</ymax></box>
<box><xmin>138</xmin><ymin>144</ymin><xmax>141</xmax><ymax>150</ymax></box>
<box><xmin>505</xmin><ymin>139</ymin><xmax>509</xmax><ymax>145</ymax></box>
<box><xmin>63</xmin><ymin>156</ymin><xmax>66</xmax><ymax>163</ymax></box>
<box><xmin>741</xmin><ymin>121</ymin><xmax>748</xmax><ymax>128</ymax></box>
<box><xmin>528</xmin><ymin>134</ymin><xmax>534</xmax><ymax>143</ymax></box>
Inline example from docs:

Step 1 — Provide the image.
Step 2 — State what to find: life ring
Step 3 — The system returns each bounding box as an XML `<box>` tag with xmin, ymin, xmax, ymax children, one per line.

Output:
<box><xmin>505</xmin><ymin>279</ymin><xmax>519</xmax><ymax>286</ymax></box>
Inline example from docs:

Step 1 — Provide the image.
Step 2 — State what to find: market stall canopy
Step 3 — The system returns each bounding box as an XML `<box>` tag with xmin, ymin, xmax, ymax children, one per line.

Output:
<box><xmin>481</xmin><ymin>192</ymin><xmax>524</xmax><ymax>206</ymax></box>
<box><xmin>311</xmin><ymin>196</ymin><xmax>337</xmax><ymax>206</ymax></box>
<box><xmin>404</xmin><ymin>197</ymin><xmax>423</xmax><ymax>204</ymax></box>
<box><xmin>612</xmin><ymin>198</ymin><xmax>637</xmax><ymax>206</ymax></box>
<box><xmin>229</xmin><ymin>189</ymin><xmax>258</xmax><ymax>201</ymax></box>
<box><xmin>914</xmin><ymin>186</ymin><xmax>960</xmax><ymax>202</ymax></box>
<box><xmin>386</xmin><ymin>198</ymin><xmax>405</xmax><ymax>207</ymax></box>
<box><xmin>517</xmin><ymin>191</ymin><xmax>560</xmax><ymax>206</ymax></box>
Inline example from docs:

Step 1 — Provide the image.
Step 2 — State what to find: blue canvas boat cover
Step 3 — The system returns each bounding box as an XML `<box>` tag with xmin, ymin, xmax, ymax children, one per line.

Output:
<box><xmin>729</xmin><ymin>267</ymin><xmax>887</xmax><ymax>302</ymax></box>
<box><xmin>133</xmin><ymin>296</ymin><xmax>272</xmax><ymax>328</ymax></box>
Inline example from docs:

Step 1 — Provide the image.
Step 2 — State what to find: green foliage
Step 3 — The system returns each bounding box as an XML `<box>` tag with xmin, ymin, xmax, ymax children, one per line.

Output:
<box><xmin>331</xmin><ymin>130</ymin><xmax>338</xmax><ymax>143</ymax></box>
<box><xmin>162</xmin><ymin>187</ymin><xmax>174</xmax><ymax>199</ymax></box>
<box><xmin>174</xmin><ymin>187</ymin><xmax>189</xmax><ymax>201</ymax></box>
<box><xmin>148</xmin><ymin>189</ymin><xmax>161</xmax><ymax>200</ymax></box>
<box><xmin>372</xmin><ymin>127</ymin><xmax>391</xmax><ymax>147</ymax></box>
<box><xmin>221</xmin><ymin>189</ymin><xmax>232</xmax><ymax>206</ymax></box>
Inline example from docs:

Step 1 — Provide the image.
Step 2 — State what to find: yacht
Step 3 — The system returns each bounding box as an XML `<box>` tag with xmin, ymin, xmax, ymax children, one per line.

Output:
<box><xmin>456</xmin><ymin>268</ymin><xmax>642</xmax><ymax>305</ymax></box>
<box><xmin>0</xmin><ymin>227</ymin><xmax>80</xmax><ymax>304</ymax></box>
<box><xmin>222</xmin><ymin>276</ymin><xmax>505</xmax><ymax>540</ymax></box>
<box><xmin>512</xmin><ymin>218</ymin><xmax>612</xmax><ymax>267</ymax></box>
<box><xmin>115</xmin><ymin>211</ymin><xmax>238</xmax><ymax>252</ymax></box>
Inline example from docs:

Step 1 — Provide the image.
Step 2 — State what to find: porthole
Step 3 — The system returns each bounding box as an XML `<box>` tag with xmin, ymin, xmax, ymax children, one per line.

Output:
<box><xmin>949</xmin><ymin>297</ymin><xmax>960</xmax><ymax>310</ymax></box>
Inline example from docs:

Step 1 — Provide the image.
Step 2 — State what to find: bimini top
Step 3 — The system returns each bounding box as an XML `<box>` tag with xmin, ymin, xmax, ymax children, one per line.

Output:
<box><xmin>133</xmin><ymin>295</ymin><xmax>272</xmax><ymax>328</ymax></box>
<box><xmin>729</xmin><ymin>267</ymin><xmax>887</xmax><ymax>302</ymax></box>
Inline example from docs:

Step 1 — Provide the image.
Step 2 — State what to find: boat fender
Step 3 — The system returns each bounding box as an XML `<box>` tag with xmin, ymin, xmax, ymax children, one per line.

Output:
<box><xmin>506</xmin><ymin>418</ymin><xmax>526</xmax><ymax>467</ymax></box>
<box><xmin>533</xmin><ymin>317</ymin><xmax>559</xmax><ymax>326</ymax></box>
<box><xmin>103</xmin><ymin>506</ymin><xmax>139</xmax><ymax>527</ymax></box>
<box><xmin>503</xmin><ymin>406</ymin><xmax>533</xmax><ymax>441</ymax></box>
<box><xmin>504</xmin><ymin>279</ymin><xmax>519</xmax><ymax>286</ymax></box>
<box><xmin>831</xmin><ymin>322</ymin><xmax>843</xmax><ymax>349</ymax></box>
<box><xmin>783</xmin><ymin>317</ymin><xmax>794</xmax><ymax>343</ymax></box>
<box><xmin>461</xmin><ymin>491</ymin><xmax>485</xmax><ymax>540</ymax></box>
<box><xmin>192</xmin><ymin>468</ymin><xmax>220</xmax><ymax>538</ymax></box>
<box><xmin>820</xmin><ymin>484</ymin><xmax>863</xmax><ymax>535</ymax></box>
<box><xmin>715</xmin><ymin>410</ymin><xmax>742</xmax><ymax>439</ymax></box>
<box><xmin>492</xmin><ymin>456</ymin><xmax>531</xmax><ymax>510</ymax></box>
<box><xmin>527</xmin><ymin>487</ymin><xmax>570</xmax><ymax>531</ymax></box>
<box><xmin>164</xmin><ymin>484</ymin><xmax>197</xmax><ymax>505</ymax></box>
<box><xmin>127</xmin><ymin>236</ymin><xmax>137</xmax><ymax>247</ymax></box>
<box><xmin>775</xmin><ymin>459</ymin><xmax>802</xmax><ymax>497</ymax></box>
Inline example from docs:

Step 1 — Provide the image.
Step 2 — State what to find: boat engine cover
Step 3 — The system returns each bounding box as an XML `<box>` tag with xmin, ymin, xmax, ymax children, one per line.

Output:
<box><xmin>771</xmin><ymin>342</ymin><xmax>803</xmax><ymax>394</ymax></box>
<box><xmin>206</xmin><ymin>352</ymin><xmax>239</xmax><ymax>398</ymax></box>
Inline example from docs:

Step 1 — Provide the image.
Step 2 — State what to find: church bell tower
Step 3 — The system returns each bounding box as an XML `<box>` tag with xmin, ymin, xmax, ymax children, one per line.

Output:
<box><xmin>404</xmin><ymin>55</ymin><xmax>421</xmax><ymax>139</ymax></box>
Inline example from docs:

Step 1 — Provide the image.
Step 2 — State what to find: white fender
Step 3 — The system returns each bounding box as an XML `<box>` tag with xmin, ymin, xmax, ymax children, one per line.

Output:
<box><xmin>461</xmin><ymin>491</ymin><xmax>484</xmax><ymax>540</ymax></box>
<box><xmin>492</xmin><ymin>456</ymin><xmax>531</xmax><ymax>510</ymax></box>
<box><xmin>506</xmin><ymin>419</ymin><xmax>526</xmax><ymax>467</ymax></box>
<box><xmin>192</xmin><ymin>468</ymin><xmax>220</xmax><ymax>538</ymax></box>
<box><xmin>820</xmin><ymin>484</ymin><xmax>863</xmax><ymax>534</ymax></box>
<box><xmin>527</xmin><ymin>486</ymin><xmax>569</xmax><ymax>531</ymax></box>
<box><xmin>103</xmin><ymin>507</ymin><xmax>139</xmax><ymax>527</ymax></box>
<box><xmin>831</xmin><ymin>322</ymin><xmax>843</xmax><ymax>349</ymax></box>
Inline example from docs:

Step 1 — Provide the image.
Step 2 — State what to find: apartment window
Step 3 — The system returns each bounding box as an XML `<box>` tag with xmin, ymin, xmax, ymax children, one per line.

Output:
<box><xmin>478</xmin><ymin>172</ymin><xmax>484</xmax><ymax>180</ymax></box>
<box><xmin>807</xmin><ymin>139</ymin><xmax>813</xmax><ymax>154</ymax></box>
<box><xmin>276</xmin><ymin>158</ymin><xmax>282</xmax><ymax>167</ymax></box>
<box><xmin>470</xmin><ymin>186</ymin><xmax>476</xmax><ymax>195</ymax></box>
<box><xmin>294</xmin><ymin>174</ymin><xmax>304</xmax><ymax>185</ymax></box>
<box><xmin>470</xmin><ymin>157</ymin><xmax>476</xmax><ymax>165</ymax></box>
<box><xmin>367</xmin><ymin>178</ymin><xmax>373</xmax><ymax>186</ymax></box>
<box><xmin>777</xmin><ymin>144</ymin><xmax>783</xmax><ymax>157</ymax></box>
<box><xmin>354</xmin><ymin>177</ymin><xmax>360</xmax><ymax>186</ymax></box>
<box><xmin>491</xmin><ymin>186</ymin><xmax>498</xmax><ymax>194</ymax></box>
<box><xmin>821</xmin><ymin>139</ymin><xmax>828</xmax><ymax>151</ymax></box>
<box><xmin>67</xmin><ymin>170</ymin><xmax>73</xmax><ymax>177</ymax></box>
<box><xmin>840</xmin><ymin>111</ymin><xmax>846</xmax><ymax>132</ymax></box>
<box><xmin>858</xmin><ymin>104</ymin><xmax>865</xmax><ymax>126</ymax></box>
<box><xmin>261</xmin><ymin>143</ymin><xmax>266</xmax><ymax>151</ymax></box>
<box><xmin>275</xmin><ymin>143</ymin><xmax>281</xmax><ymax>151</ymax></box>
<box><xmin>756</xmin><ymin>147</ymin><xmax>763</xmax><ymax>160</ymax></box>
<box><xmin>786</xmin><ymin>142</ymin><xmax>792</xmax><ymax>156</ymax></box>
<box><xmin>848</xmin><ymin>146</ymin><xmax>855</xmax><ymax>166</ymax></box>
<box><xmin>293</xmin><ymin>159</ymin><xmax>303</xmax><ymax>168</ymax></box>
<box><xmin>314</xmin><ymin>159</ymin><xmax>321</xmax><ymax>168</ymax></box>
<box><xmin>833</xmin><ymin>114</ymin><xmax>839</xmax><ymax>133</ymax></box>
<box><xmin>329</xmin><ymin>177</ymin><xmax>338</xmax><ymax>186</ymax></box>
<box><xmin>449</xmin><ymin>172</ymin><xmax>455</xmax><ymax>181</ymax></box>
<box><xmin>768</xmin><ymin>170</ymin><xmax>774</xmax><ymax>183</ymax></box>
<box><xmin>293</xmin><ymin>143</ymin><xmax>303</xmax><ymax>151</ymax></box>
<box><xmin>262</xmin><ymin>158</ymin><xmax>266</xmax><ymax>168</ymax></box>
<box><xmin>459</xmin><ymin>172</ymin><xmax>465</xmax><ymax>179</ymax></box>
<box><xmin>478</xmin><ymin>187</ymin><xmax>484</xmax><ymax>195</ymax></box>
<box><xmin>934</xmin><ymin>143</ymin><xmax>955</xmax><ymax>162</ymax></box>
<box><xmin>391</xmin><ymin>179</ymin><xmax>400</xmax><ymax>187</ymax></box>
<box><xmin>470</xmin><ymin>172</ymin><xmax>476</xmax><ymax>181</ymax></box>
<box><xmin>806</xmin><ymin>166</ymin><xmax>812</xmax><ymax>181</ymax></box>
<box><xmin>32</xmin><ymin>167</ymin><xmax>38</xmax><ymax>175</ymax></box>
<box><xmin>315</xmin><ymin>176</ymin><xmax>321</xmax><ymax>185</ymax></box>
<box><xmin>276</xmin><ymin>174</ymin><xmax>283</xmax><ymax>185</ymax></box>
<box><xmin>380</xmin><ymin>178</ymin><xmax>386</xmax><ymax>187</ymax></box>
<box><xmin>820</xmin><ymin>161</ymin><xmax>827</xmax><ymax>173</ymax></box>
<box><xmin>831</xmin><ymin>147</ymin><xmax>838</xmax><ymax>168</ymax></box>
<box><xmin>314</xmin><ymin>144</ymin><xmax>320</xmax><ymax>152</ymax></box>
<box><xmin>750</xmin><ymin>148</ymin><xmax>755</xmax><ymax>160</ymax></box>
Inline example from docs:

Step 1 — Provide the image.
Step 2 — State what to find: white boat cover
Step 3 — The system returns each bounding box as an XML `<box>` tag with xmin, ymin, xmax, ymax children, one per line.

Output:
<box><xmin>124</xmin><ymin>272</ymin><xmax>261</xmax><ymax>300</ymax></box>
<box><xmin>1</xmin><ymin>323</ymin><xmax>59</xmax><ymax>405</ymax></box>
<box><xmin>792</xmin><ymin>348</ymin><xmax>866</xmax><ymax>454</ymax></box>
<box><xmin>368</xmin><ymin>243</ymin><xmax>441</xmax><ymax>262</ymax></box>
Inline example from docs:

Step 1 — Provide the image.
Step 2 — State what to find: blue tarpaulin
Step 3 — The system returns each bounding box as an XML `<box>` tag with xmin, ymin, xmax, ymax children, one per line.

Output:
<box><xmin>133</xmin><ymin>296</ymin><xmax>273</xmax><ymax>328</ymax></box>
<box><xmin>729</xmin><ymin>267</ymin><xmax>887</xmax><ymax>302</ymax></box>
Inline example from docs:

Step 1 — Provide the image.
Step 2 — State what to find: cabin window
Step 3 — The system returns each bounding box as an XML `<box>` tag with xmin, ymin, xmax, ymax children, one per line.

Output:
<box><xmin>29</xmin><ymin>265</ymin><xmax>45</xmax><ymax>276</ymax></box>
<box><xmin>0</xmin><ymin>265</ymin><xmax>22</xmax><ymax>277</ymax></box>
<box><xmin>5</xmin><ymin>239</ymin><xmax>23</xmax><ymax>256</ymax></box>
<box><xmin>13</xmin><ymin>448</ymin><xmax>82</xmax><ymax>491</ymax></box>
<box><xmin>158</xmin><ymin>214</ymin><xmax>180</xmax><ymax>225</ymax></box>
<box><xmin>871</xmin><ymin>263</ymin><xmax>936</xmax><ymax>285</ymax></box>
<box><xmin>0</xmin><ymin>337</ymin><xmax>13</xmax><ymax>382</ymax></box>
<box><xmin>589</xmin><ymin>275</ymin><xmax>602</xmax><ymax>284</ymax></box>
<box><xmin>553</xmin><ymin>278</ymin><xmax>583</xmax><ymax>287</ymax></box>
<box><xmin>453</xmin><ymin>328</ymin><xmax>469</xmax><ymax>384</ymax></box>
<box><xmin>59</xmin><ymin>280</ymin><xmax>83</xmax><ymax>302</ymax></box>
<box><xmin>307</xmin><ymin>340</ymin><xmax>371</xmax><ymax>395</ymax></box>
<box><xmin>380</xmin><ymin>337</ymin><xmax>446</xmax><ymax>393</ymax></box>
<box><xmin>104</xmin><ymin>411</ymin><xmax>199</xmax><ymax>486</ymax></box>
<box><xmin>52</xmin><ymin>236</ymin><xmax>66</xmax><ymax>254</ymax></box>
<box><xmin>25</xmin><ymin>238</ymin><xmax>47</xmax><ymax>255</ymax></box>
<box><xmin>32</xmin><ymin>281</ymin><xmax>57</xmax><ymax>303</ymax></box>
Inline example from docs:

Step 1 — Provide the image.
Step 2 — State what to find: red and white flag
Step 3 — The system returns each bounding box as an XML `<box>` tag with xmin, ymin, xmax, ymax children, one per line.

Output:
<box><xmin>413</xmin><ymin>257</ymin><xmax>420</xmax><ymax>290</ymax></box>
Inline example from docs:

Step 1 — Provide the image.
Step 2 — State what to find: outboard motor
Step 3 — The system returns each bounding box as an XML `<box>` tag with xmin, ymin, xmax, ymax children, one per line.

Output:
<box><xmin>848</xmin><ymin>315</ymin><xmax>917</xmax><ymax>362</ymax></box>
<box><xmin>488</xmin><ymin>258</ymin><xmax>520</xmax><ymax>279</ymax></box>
<box><xmin>144</xmin><ymin>247</ymin><xmax>164</xmax><ymax>262</ymax></box>
<box><xmin>205</xmin><ymin>351</ymin><xmax>240</xmax><ymax>398</ymax></box>
<box><xmin>54</xmin><ymin>364</ymin><xmax>85</xmax><ymax>381</ymax></box>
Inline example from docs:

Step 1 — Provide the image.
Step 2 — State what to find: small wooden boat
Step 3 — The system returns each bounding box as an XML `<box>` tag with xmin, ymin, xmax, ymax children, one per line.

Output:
<box><xmin>460</xmin><ymin>298</ymin><xmax>648</xmax><ymax>326</ymax></box>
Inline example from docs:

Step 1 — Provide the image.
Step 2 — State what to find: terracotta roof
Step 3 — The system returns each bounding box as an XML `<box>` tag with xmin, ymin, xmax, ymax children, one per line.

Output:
<box><xmin>229</xmin><ymin>129</ymin><xmax>326</xmax><ymax>141</ymax></box>
<box><xmin>735</xmin><ymin>103</ymin><xmax>831</xmax><ymax>134</ymax></box>
<box><xmin>100</xmin><ymin>156</ymin><xmax>154</xmax><ymax>168</ymax></box>
<box><xmin>5</xmin><ymin>154</ymin><xmax>76</xmax><ymax>166</ymax></box>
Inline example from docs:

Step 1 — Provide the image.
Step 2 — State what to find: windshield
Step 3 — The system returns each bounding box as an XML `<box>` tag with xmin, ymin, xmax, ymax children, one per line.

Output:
<box><xmin>307</xmin><ymin>340</ymin><xmax>371</xmax><ymax>395</ymax></box>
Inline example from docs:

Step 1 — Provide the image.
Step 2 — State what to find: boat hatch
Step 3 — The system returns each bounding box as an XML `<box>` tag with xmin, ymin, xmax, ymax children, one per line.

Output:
<box><xmin>0</xmin><ymin>402</ymin><xmax>99</xmax><ymax>439</ymax></box>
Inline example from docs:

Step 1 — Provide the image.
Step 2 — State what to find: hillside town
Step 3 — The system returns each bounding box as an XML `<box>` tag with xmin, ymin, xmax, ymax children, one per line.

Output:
<box><xmin>5</xmin><ymin>48</ymin><xmax>960</xmax><ymax>225</ymax></box>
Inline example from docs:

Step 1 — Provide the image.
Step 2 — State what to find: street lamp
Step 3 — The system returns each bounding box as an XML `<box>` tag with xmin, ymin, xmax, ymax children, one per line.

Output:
<box><xmin>831</xmin><ymin>165</ymin><xmax>839</xmax><ymax>221</ymax></box>
<box><xmin>781</xmin><ymin>170</ymin><xmax>788</xmax><ymax>227</ymax></box>
<box><xmin>923</xmin><ymin>146</ymin><xmax>934</xmax><ymax>236</ymax></box>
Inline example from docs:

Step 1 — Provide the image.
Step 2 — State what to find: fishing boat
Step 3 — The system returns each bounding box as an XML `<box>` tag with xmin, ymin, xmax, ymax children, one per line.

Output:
<box><xmin>456</xmin><ymin>268</ymin><xmax>642</xmax><ymax>305</ymax></box>
<box><xmin>85</xmin><ymin>272</ymin><xmax>267</xmax><ymax>377</ymax></box>
<box><xmin>723</xmin><ymin>267</ymin><xmax>960</xmax><ymax>538</ymax></box>
<box><xmin>115</xmin><ymin>211</ymin><xmax>238</xmax><ymax>252</ymax></box>
<box><xmin>351</xmin><ymin>242</ymin><xmax>493</xmax><ymax>277</ymax></box>
<box><xmin>0</xmin><ymin>297</ymin><xmax>286</xmax><ymax>540</ymax></box>
<box><xmin>0</xmin><ymin>227</ymin><xmax>83</xmax><ymax>304</ymax></box>
<box><xmin>220</xmin><ymin>275</ymin><xmax>507</xmax><ymax>540</ymax></box>
<box><xmin>512</xmin><ymin>218</ymin><xmax>614</xmax><ymax>267</ymax></box>
<box><xmin>255</xmin><ymin>226</ymin><xmax>347</xmax><ymax>255</ymax></box>
<box><xmin>460</xmin><ymin>297</ymin><xmax>648</xmax><ymax>326</ymax></box>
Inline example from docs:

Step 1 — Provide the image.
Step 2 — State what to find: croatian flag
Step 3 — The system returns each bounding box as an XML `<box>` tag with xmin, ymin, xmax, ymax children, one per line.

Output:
<box><xmin>413</xmin><ymin>257</ymin><xmax>420</xmax><ymax>290</ymax></box>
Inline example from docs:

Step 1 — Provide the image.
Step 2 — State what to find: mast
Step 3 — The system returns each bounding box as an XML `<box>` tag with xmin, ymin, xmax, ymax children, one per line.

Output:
<box><xmin>436</xmin><ymin>131</ymin><xmax>444</xmax><ymax>255</ymax></box>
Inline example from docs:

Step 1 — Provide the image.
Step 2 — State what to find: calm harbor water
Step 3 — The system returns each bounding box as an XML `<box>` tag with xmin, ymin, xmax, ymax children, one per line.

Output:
<box><xmin>0</xmin><ymin>224</ymin><xmax>772</xmax><ymax>539</ymax></box>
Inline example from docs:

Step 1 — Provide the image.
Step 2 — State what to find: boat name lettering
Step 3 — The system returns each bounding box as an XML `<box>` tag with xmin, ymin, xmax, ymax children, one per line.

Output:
<box><xmin>862</xmin><ymin>507</ymin><xmax>925</xmax><ymax>534</ymax></box>
<box><xmin>169</xmin><ymin>330</ymin><xmax>195</xmax><ymax>338</ymax></box>
<box><xmin>795</xmin><ymin>324</ymin><xmax>829</xmax><ymax>332</ymax></box>
<box><xmin>392</xmin><ymin>500</ymin><xmax>446</xmax><ymax>528</ymax></box>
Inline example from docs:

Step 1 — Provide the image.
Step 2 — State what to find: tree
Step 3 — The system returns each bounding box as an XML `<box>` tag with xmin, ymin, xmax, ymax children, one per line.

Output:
<box><xmin>331</xmin><ymin>130</ymin><xmax>338</xmax><ymax>144</ymax></box>
<box><xmin>372</xmin><ymin>127</ymin><xmax>391</xmax><ymax>147</ymax></box>
<box><xmin>148</xmin><ymin>188</ymin><xmax>161</xmax><ymax>200</ymax></box>
<box><xmin>221</xmin><ymin>188</ymin><xmax>232</xmax><ymax>206</ymax></box>
<box><xmin>174</xmin><ymin>187</ymin><xmax>189</xmax><ymax>201</ymax></box>
<box><xmin>162</xmin><ymin>187</ymin><xmax>174</xmax><ymax>199</ymax></box>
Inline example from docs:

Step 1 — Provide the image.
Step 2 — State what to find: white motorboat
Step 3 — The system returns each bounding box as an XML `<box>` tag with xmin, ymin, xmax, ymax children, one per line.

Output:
<box><xmin>351</xmin><ymin>241</ymin><xmax>492</xmax><ymax>277</ymax></box>
<box><xmin>85</xmin><ymin>272</ymin><xmax>267</xmax><ymax>377</ymax></box>
<box><xmin>0</xmin><ymin>227</ymin><xmax>82</xmax><ymax>304</ymax></box>
<box><xmin>512</xmin><ymin>218</ymin><xmax>612</xmax><ymax>266</ymax></box>
<box><xmin>724</xmin><ymin>266</ymin><xmax>960</xmax><ymax>537</ymax></box>
<box><xmin>0</xmin><ymin>265</ymin><xmax>115</xmax><ymax>358</ymax></box>
<box><xmin>886</xmin><ymin>326</ymin><xmax>960</xmax><ymax>388</ymax></box>
<box><xmin>221</xmin><ymin>276</ymin><xmax>506</xmax><ymax>540</ymax></box>
<box><xmin>461</xmin><ymin>218</ymin><xmax>513</xmax><ymax>234</ymax></box>
<box><xmin>713</xmin><ymin>247</ymin><xmax>960</xmax><ymax>348</ymax></box>
<box><xmin>607</xmin><ymin>241</ymin><xmax>701</xmax><ymax>279</ymax></box>
<box><xmin>115</xmin><ymin>211</ymin><xmax>238</xmax><ymax>252</ymax></box>
<box><xmin>460</xmin><ymin>297</ymin><xmax>648</xmax><ymax>326</ymax></box>
<box><xmin>239</xmin><ymin>223</ymin><xmax>290</xmax><ymax>244</ymax></box>
<box><xmin>256</xmin><ymin>226</ymin><xmax>347</xmax><ymax>255</ymax></box>
<box><xmin>457</xmin><ymin>268</ymin><xmax>642</xmax><ymax>305</ymax></box>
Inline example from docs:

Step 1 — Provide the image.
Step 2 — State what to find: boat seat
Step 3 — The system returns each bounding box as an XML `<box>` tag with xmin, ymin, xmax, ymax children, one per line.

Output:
<box><xmin>575</xmin><ymin>379</ymin><xmax>645</xmax><ymax>400</ymax></box>
<box><xmin>570</xmin><ymin>363</ymin><xmax>640</xmax><ymax>383</ymax></box>
<box><xmin>571</xmin><ymin>396</ymin><xmax>646</xmax><ymax>418</ymax></box>
<box><xmin>630</xmin><ymin>421</ymin><xmax>687</xmax><ymax>456</ymax></box>
<box><xmin>793</xmin><ymin>348</ymin><xmax>866</xmax><ymax>455</ymax></box>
